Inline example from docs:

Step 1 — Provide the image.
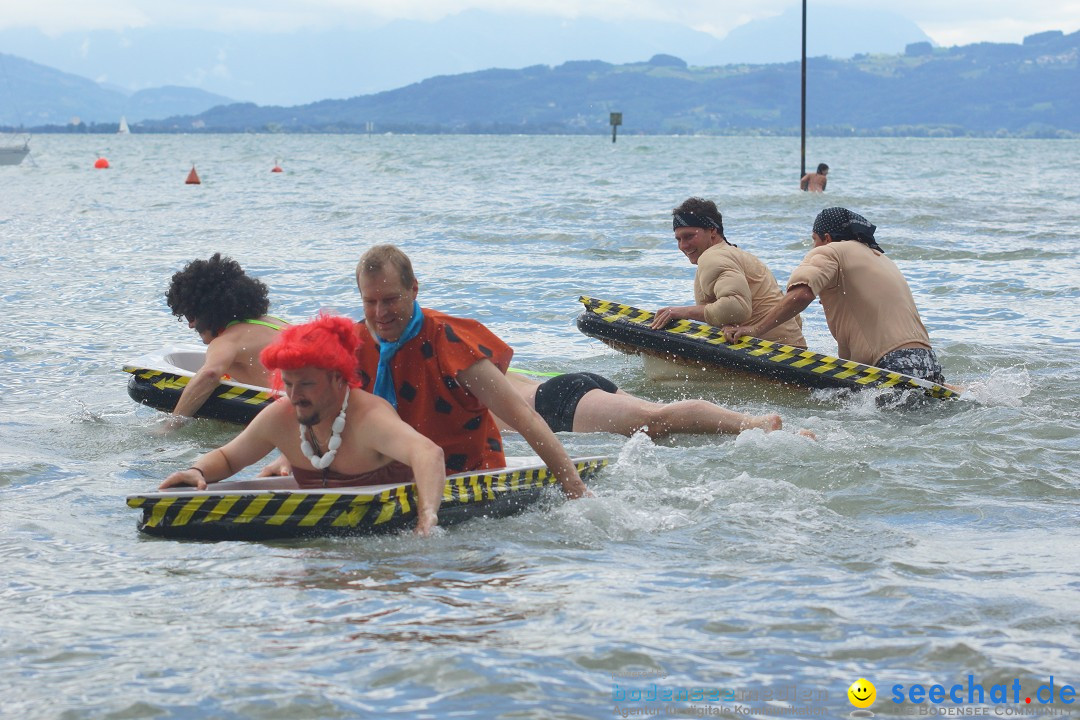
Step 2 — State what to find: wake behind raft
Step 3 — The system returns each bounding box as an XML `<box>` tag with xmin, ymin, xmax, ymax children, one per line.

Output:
<box><xmin>575</xmin><ymin>296</ymin><xmax>959</xmax><ymax>400</ymax></box>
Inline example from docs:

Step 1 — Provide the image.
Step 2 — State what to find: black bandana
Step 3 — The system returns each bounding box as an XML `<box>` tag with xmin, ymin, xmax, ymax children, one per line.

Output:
<box><xmin>673</xmin><ymin>212</ymin><xmax>722</xmax><ymax>233</ymax></box>
<box><xmin>812</xmin><ymin>207</ymin><xmax>883</xmax><ymax>253</ymax></box>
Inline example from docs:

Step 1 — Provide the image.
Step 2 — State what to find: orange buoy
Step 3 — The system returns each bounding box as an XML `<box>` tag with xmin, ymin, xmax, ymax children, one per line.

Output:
<box><xmin>185</xmin><ymin>165</ymin><xmax>201</xmax><ymax>185</ymax></box>
<box><xmin>271</xmin><ymin>157</ymin><xmax>283</xmax><ymax>173</ymax></box>
<box><xmin>94</xmin><ymin>157</ymin><xmax>110</xmax><ymax>169</ymax></box>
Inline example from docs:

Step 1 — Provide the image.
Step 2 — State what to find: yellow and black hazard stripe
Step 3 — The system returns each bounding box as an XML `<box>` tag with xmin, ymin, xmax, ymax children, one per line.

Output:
<box><xmin>127</xmin><ymin>457</ymin><xmax>609</xmax><ymax>541</ymax></box>
<box><xmin>576</xmin><ymin>296</ymin><xmax>958</xmax><ymax>400</ymax></box>
<box><xmin>123</xmin><ymin>365</ymin><xmax>277</xmax><ymax>424</ymax></box>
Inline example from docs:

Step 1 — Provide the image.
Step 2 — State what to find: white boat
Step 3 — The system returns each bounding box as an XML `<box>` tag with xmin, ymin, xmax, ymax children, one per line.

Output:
<box><xmin>0</xmin><ymin>135</ymin><xmax>30</xmax><ymax>166</ymax></box>
<box><xmin>117</xmin><ymin>116</ymin><xmax>129</xmax><ymax>134</ymax></box>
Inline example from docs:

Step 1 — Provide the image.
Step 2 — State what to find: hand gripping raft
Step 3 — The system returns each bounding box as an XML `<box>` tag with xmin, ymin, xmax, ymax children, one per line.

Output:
<box><xmin>123</xmin><ymin>346</ymin><xmax>277</xmax><ymax>425</ymax></box>
<box><xmin>575</xmin><ymin>297</ymin><xmax>958</xmax><ymax>400</ymax></box>
<box><xmin>127</xmin><ymin>456</ymin><xmax>609</xmax><ymax>541</ymax></box>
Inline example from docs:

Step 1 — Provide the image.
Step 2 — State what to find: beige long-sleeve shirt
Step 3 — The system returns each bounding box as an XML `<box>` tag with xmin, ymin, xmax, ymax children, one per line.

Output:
<box><xmin>787</xmin><ymin>241</ymin><xmax>931</xmax><ymax>365</ymax></box>
<box><xmin>694</xmin><ymin>243</ymin><xmax>806</xmax><ymax>347</ymax></box>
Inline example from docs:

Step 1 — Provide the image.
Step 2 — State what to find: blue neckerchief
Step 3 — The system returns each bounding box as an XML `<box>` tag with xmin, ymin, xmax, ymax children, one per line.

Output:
<box><xmin>372</xmin><ymin>301</ymin><xmax>423</xmax><ymax>408</ymax></box>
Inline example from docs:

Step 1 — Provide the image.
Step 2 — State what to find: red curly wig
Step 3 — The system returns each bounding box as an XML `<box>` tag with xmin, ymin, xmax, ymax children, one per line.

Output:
<box><xmin>259</xmin><ymin>313</ymin><xmax>362</xmax><ymax>390</ymax></box>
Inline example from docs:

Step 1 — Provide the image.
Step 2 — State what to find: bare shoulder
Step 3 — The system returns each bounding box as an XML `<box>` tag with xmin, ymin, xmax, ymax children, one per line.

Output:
<box><xmin>346</xmin><ymin>390</ymin><xmax>416</xmax><ymax>445</ymax></box>
<box><xmin>209</xmin><ymin>325</ymin><xmax>249</xmax><ymax>349</ymax></box>
<box><xmin>348</xmin><ymin>389</ymin><xmax>398</xmax><ymax>424</ymax></box>
<box><xmin>253</xmin><ymin>397</ymin><xmax>293</xmax><ymax>427</ymax></box>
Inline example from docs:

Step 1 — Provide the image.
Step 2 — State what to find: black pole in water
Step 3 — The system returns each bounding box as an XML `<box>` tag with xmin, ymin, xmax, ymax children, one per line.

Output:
<box><xmin>800</xmin><ymin>0</ymin><xmax>807</xmax><ymax>179</ymax></box>
<box><xmin>610</xmin><ymin>112</ymin><xmax>622</xmax><ymax>143</ymax></box>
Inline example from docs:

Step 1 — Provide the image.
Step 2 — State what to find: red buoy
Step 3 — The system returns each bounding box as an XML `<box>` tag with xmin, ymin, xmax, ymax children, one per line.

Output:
<box><xmin>271</xmin><ymin>157</ymin><xmax>283</xmax><ymax>173</ymax></box>
<box><xmin>94</xmin><ymin>157</ymin><xmax>110</xmax><ymax>169</ymax></box>
<box><xmin>185</xmin><ymin>165</ymin><xmax>201</xmax><ymax>185</ymax></box>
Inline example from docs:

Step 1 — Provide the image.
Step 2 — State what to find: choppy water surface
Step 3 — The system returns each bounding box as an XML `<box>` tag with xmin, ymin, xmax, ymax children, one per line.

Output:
<box><xmin>1</xmin><ymin>135</ymin><xmax>1078</xmax><ymax>719</ymax></box>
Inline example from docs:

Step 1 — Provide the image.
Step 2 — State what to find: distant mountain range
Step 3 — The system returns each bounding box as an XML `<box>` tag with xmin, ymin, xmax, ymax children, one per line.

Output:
<box><xmin>0</xmin><ymin>53</ymin><xmax>232</xmax><ymax>126</ymax></box>
<box><xmin>132</xmin><ymin>30</ymin><xmax>1078</xmax><ymax>137</ymax></box>
<box><xmin>3</xmin><ymin>28</ymin><xmax>1076</xmax><ymax>136</ymax></box>
<box><xmin>0</xmin><ymin>8</ymin><xmax>930</xmax><ymax>107</ymax></box>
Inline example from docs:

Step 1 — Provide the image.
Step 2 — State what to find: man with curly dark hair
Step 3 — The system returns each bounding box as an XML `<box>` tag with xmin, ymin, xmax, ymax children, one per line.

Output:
<box><xmin>163</xmin><ymin>253</ymin><xmax>289</xmax><ymax>429</ymax></box>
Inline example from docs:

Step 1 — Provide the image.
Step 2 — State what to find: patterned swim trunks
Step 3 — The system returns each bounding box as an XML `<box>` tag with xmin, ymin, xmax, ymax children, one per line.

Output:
<box><xmin>876</xmin><ymin>347</ymin><xmax>945</xmax><ymax>385</ymax></box>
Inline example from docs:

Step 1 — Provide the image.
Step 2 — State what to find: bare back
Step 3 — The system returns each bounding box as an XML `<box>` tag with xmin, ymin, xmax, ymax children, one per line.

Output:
<box><xmin>212</xmin><ymin>316</ymin><xmax>288</xmax><ymax>386</ymax></box>
<box><xmin>800</xmin><ymin>172</ymin><xmax>827</xmax><ymax>192</ymax></box>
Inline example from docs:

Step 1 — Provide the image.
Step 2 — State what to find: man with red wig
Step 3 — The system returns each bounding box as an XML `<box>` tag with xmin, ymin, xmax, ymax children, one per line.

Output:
<box><xmin>160</xmin><ymin>313</ymin><xmax>447</xmax><ymax>535</ymax></box>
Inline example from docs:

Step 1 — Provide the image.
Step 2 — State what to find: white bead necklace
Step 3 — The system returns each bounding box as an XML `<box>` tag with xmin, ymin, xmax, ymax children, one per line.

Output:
<box><xmin>299</xmin><ymin>391</ymin><xmax>348</xmax><ymax>470</ymax></box>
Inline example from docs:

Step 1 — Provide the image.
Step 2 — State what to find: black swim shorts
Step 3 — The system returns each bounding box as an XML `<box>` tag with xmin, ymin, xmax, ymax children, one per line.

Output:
<box><xmin>876</xmin><ymin>347</ymin><xmax>946</xmax><ymax>385</ymax></box>
<box><xmin>533</xmin><ymin>372</ymin><xmax>618</xmax><ymax>433</ymax></box>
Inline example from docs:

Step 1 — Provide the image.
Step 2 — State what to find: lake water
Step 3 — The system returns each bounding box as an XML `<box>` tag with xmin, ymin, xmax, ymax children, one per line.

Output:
<box><xmin>2</xmin><ymin>134</ymin><xmax>1078</xmax><ymax>719</ymax></box>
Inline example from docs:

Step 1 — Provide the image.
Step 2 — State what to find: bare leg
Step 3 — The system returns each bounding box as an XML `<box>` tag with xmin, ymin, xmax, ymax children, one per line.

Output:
<box><xmin>571</xmin><ymin>390</ymin><xmax>782</xmax><ymax>439</ymax></box>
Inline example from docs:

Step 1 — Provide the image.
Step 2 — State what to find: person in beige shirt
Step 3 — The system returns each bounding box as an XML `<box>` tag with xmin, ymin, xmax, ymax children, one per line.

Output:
<box><xmin>651</xmin><ymin>197</ymin><xmax>807</xmax><ymax>348</ymax></box>
<box><xmin>721</xmin><ymin>207</ymin><xmax>946</xmax><ymax>384</ymax></box>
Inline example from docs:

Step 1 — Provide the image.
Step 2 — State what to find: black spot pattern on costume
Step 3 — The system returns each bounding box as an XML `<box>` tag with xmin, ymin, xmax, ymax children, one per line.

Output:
<box><xmin>463</xmin><ymin>416</ymin><xmax>482</xmax><ymax>430</ymax></box>
<box><xmin>478</xmin><ymin>344</ymin><xmax>493</xmax><ymax>358</ymax></box>
<box><xmin>435</xmin><ymin>397</ymin><xmax>453</xmax><ymax>414</ymax></box>
<box><xmin>398</xmin><ymin>382</ymin><xmax>417</xmax><ymax>403</ymax></box>
<box><xmin>443</xmin><ymin>374</ymin><xmax>459</xmax><ymax>390</ymax></box>
<box><xmin>444</xmin><ymin>324</ymin><xmax>461</xmax><ymax>343</ymax></box>
<box><xmin>487</xmin><ymin>437</ymin><xmax>502</xmax><ymax>452</ymax></box>
<box><xmin>447</xmin><ymin>454</ymin><xmax>467</xmax><ymax>472</ymax></box>
<box><xmin>421</xmin><ymin>341</ymin><xmax>434</xmax><ymax>359</ymax></box>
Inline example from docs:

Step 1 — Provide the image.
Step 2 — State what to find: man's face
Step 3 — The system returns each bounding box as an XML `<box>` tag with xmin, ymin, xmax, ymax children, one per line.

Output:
<box><xmin>281</xmin><ymin>367</ymin><xmax>340</xmax><ymax>427</ymax></box>
<box><xmin>674</xmin><ymin>226</ymin><xmax>721</xmax><ymax>265</ymax></box>
<box><xmin>357</xmin><ymin>269</ymin><xmax>418</xmax><ymax>342</ymax></box>
<box><xmin>186</xmin><ymin>316</ymin><xmax>216</xmax><ymax>345</ymax></box>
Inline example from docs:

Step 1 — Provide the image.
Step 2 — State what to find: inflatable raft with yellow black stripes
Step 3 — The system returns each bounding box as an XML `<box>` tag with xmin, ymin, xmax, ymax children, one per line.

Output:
<box><xmin>123</xmin><ymin>346</ymin><xmax>278</xmax><ymax>424</ymax></box>
<box><xmin>127</xmin><ymin>456</ymin><xmax>609</xmax><ymax>540</ymax></box>
<box><xmin>576</xmin><ymin>297</ymin><xmax>958</xmax><ymax>400</ymax></box>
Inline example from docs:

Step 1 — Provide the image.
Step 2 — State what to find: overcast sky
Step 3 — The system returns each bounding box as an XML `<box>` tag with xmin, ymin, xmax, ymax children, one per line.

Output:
<box><xmin>1</xmin><ymin>0</ymin><xmax>1076</xmax><ymax>47</ymax></box>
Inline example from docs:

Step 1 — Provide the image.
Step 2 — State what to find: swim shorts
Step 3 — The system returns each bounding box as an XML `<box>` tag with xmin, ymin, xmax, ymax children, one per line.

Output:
<box><xmin>876</xmin><ymin>347</ymin><xmax>946</xmax><ymax>385</ymax></box>
<box><xmin>533</xmin><ymin>372</ymin><xmax>618</xmax><ymax>433</ymax></box>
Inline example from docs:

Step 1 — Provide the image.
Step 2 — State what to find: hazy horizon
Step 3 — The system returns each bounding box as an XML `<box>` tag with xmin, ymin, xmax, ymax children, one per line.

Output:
<box><xmin>1</xmin><ymin>1</ymin><xmax>1075</xmax><ymax>110</ymax></box>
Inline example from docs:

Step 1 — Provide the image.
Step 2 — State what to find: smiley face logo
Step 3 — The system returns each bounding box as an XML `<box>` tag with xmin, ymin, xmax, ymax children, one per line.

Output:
<box><xmin>848</xmin><ymin>678</ymin><xmax>876</xmax><ymax>708</ymax></box>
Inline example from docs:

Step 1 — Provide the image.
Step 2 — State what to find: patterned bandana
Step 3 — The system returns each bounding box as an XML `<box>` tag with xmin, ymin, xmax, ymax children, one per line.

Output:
<box><xmin>812</xmin><ymin>207</ymin><xmax>883</xmax><ymax>253</ymax></box>
<box><xmin>673</xmin><ymin>212</ymin><xmax>723</xmax><ymax>233</ymax></box>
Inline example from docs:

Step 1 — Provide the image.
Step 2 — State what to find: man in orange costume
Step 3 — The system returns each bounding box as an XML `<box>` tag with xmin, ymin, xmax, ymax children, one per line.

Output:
<box><xmin>353</xmin><ymin>244</ymin><xmax>587</xmax><ymax>499</ymax></box>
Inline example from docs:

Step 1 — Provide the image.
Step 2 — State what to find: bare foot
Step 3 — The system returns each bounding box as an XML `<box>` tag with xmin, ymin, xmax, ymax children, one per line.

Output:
<box><xmin>743</xmin><ymin>414</ymin><xmax>783</xmax><ymax>432</ymax></box>
<box><xmin>797</xmin><ymin>428</ymin><xmax>817</xmax><ymax>440</ymax></box>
